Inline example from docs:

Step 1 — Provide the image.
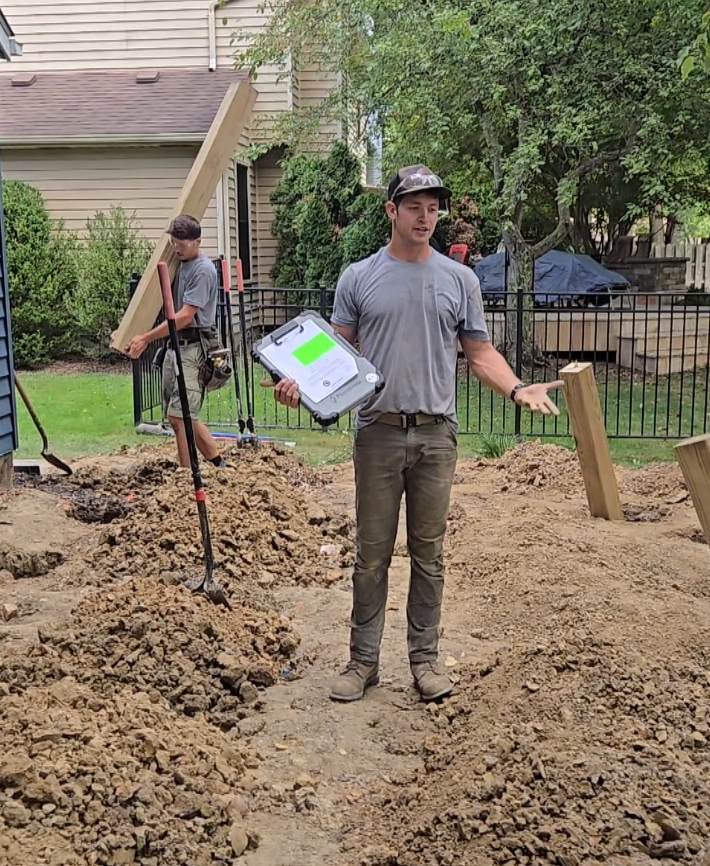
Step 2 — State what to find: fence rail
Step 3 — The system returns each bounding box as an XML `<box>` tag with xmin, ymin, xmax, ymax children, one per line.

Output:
<box><xmin>132</xmin><ymin>279</ymin><xmax>710</xmax><ymax>441</ymax></box>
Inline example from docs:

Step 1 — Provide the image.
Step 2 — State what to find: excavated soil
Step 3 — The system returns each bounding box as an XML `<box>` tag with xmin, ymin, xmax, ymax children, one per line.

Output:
<box><xmin>3</xmin><ymin>440</ymin><xmax>710</xmax><ymax>866</ymax></box>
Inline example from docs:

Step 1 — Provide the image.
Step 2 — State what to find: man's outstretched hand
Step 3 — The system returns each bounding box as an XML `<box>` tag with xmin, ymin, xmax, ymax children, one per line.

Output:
<box><xmin>513</xmin><ymin>380</ymin><xmax>564</xmax><ymax>415</ymax></box>
<box><xmin>261</xmin><ymin>377</ymin><xmax>300</xmax><ymax>408</ymax></box>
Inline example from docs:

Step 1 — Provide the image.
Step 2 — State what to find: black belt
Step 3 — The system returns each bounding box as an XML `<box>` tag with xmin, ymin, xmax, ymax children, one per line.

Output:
<box><xmin>377</xmin><ymin>413</ymin><xmax>445</xmax><ymax>429</ymax></box>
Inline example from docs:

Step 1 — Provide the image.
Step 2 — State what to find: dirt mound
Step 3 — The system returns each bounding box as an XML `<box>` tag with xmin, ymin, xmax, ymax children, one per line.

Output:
<box><xmin>493</xmin><ymin>443</ymin><xmax>584</xmax><ymax>496</ymax></box>
<box><xmin>0</xmin><ymin>576</ymin><xmax>300</xmax><ymax>731</ymax></box>
<box><xmin>39</xmin><ymin>445</ymin><xmax>354</xmax><ymax>590</ymax></box>
<box><xmin>617</xmin><ymin>461</ymin><xmax>688</xmax><ymax>503</ymax></box>
<box><xmin>0</xmin><ymin>678</ymin><xmax>258</xmax><ymax>866</ymax></box>
<box><xmin>354</xmin><ymin>634</ymin><xmax>710</xmax><ymax>866</ymax></box>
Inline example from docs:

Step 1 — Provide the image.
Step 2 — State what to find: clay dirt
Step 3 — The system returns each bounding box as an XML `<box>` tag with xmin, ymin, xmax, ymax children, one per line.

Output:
<box><xmin>1</xmin><ymin>440</ymin><xmax>709</xmax><ymax>866</ymax></box>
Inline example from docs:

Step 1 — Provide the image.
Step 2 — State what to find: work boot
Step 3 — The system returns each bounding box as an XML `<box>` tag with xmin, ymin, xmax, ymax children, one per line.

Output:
<box><xmin>330</xmin><ymin>660</ymin><xmax>379</xmax><ymax>702</ymax></box>
<box><xmin>411</xmin><ymin>662</ymin><xmax>453</xmax><ymax>701</ymax></box>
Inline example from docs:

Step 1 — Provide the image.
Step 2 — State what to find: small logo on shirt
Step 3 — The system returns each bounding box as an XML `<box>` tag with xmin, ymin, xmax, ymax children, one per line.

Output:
<box><xmin>425</xmin><ymin>282</ymin><xmax>435</xmax><ymax>293</ymax></box>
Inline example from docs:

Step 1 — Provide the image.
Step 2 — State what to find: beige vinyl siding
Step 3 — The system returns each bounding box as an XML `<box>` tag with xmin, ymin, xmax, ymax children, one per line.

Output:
<box><xmin>253</xmin><ymin>147</ymin><xmax>284</xmax><ymax>286</ymax></box>
<box><xmin>1</xmin><ymin>145</ymin><xmax>220</xmax><ymax>254</ymax></box>
<box><xmin>295</xmin><ymin>64</ymin><xmax>342</xmax><ymax>148</ymax></box>
<box><xmin>3</xmin><ymin>0</ymin><xmax>291</xmax><ymax>122</ymax></box>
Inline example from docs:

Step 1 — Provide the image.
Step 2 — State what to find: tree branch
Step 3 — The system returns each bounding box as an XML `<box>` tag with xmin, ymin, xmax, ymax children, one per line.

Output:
<box><xmin>475</xmin><ymin>101</ymin><xmax>504</xmax><ymax>199</ymax></box>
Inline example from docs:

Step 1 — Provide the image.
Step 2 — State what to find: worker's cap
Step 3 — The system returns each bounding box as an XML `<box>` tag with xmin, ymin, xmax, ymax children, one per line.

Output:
<box><xmin>387</xmin><ymin>164</ymin><xmax>452</xmax><ymax>208</ymax></box>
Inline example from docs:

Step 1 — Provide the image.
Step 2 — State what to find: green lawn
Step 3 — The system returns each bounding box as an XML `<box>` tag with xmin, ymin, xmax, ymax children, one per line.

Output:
<box><xmin>12</xmin><ymin>368</ymin><xmax>696</xmax><ymax>466</ymax></box>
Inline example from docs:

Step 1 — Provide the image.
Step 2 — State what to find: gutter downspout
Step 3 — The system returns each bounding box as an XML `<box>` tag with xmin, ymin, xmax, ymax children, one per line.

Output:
<box><xmin>208</xmin><ymin>0</ymin><xmax>229</xmax><ymax>258</ymax></box>
<box><xmin>207</xmin><ymin>0</ymin><xmax>219</xmax><ymax>72</ymax></box>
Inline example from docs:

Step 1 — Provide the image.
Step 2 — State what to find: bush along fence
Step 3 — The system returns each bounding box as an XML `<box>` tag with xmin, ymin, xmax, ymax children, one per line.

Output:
<box><xmin>131</xmin><ymin>273</ymin><xmax>710</xmax><ymax>441</ymax></box>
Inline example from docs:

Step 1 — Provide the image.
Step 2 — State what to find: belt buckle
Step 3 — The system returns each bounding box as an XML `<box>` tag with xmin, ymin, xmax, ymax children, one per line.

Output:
<box><xmin>401</xmin><ymin>413</ymin><xmax>417</xmax><ymax>429</ymax></box>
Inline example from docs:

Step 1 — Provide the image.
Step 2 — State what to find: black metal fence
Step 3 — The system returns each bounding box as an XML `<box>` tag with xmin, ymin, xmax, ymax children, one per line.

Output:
<box><xmin>132</xmin><ymin>277</ymin><xmax>710</xmax><ymax>440</ymax></box>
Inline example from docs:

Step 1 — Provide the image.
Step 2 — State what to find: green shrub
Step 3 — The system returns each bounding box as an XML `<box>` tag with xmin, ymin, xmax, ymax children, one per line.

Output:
<box><xmin>270</xmin><ymin>143</ymin><xmax>389</xmax><ymax>289</ymax></box>
<box><xmin>2</xmin><ymin>180</ymin><xmax>79</xmax><ymax>368</ymax></box>
<box><xmin>69</xmin><ymin>206</ymin><xmax>153</xmax><ymax>356</ymax></box>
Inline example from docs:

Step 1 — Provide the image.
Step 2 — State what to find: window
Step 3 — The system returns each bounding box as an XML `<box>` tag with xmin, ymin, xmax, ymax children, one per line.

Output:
<box><xmin>236</xmin><ymin>163</ymin><xmax>251</xmax><ymax>281</ymax></box>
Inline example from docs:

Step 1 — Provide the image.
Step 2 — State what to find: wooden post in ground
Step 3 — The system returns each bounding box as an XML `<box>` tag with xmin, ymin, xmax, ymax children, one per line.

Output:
<box><xmin>0</xmin><ymin>453</ymin><xmax>12</xmax><ymax>489</ymax></box>
<box><xmin>110</xmin><ymin>80</ymin><xmax>257</xmax><ymax>353</ymax></box>
<box><xmin>674</xmin><ymin>434</ymin><xmax>710</xmax><ymax>547</ymax></box>
<box><xmin>560</xmin><ymin>361</ymin><xmax>624</xmax><ymax>521</ymax></box>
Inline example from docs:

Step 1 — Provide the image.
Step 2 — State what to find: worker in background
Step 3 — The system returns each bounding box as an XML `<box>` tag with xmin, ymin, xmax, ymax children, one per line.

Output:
<box><xmin>268</xmin><ymin>166</ymin><xmax>562</xmax><ymax>703</ymax></box>
<box><xmin>114</xmin><ymin>215</ymin><xmax>229</xmax><ymax>469</ymax></box>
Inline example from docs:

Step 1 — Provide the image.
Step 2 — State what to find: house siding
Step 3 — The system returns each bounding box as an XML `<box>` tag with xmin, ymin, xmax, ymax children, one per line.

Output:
<box><xmin>1</xmin><ymin>0</ymin><xmax>290</xmax><ymax>125</ymax></box>
<box><xmin>0</xmin><ymin>155</ymin><xmax>18</xmax><ymax>457</ymax></box>
<box><xmin>0</xmin><ymin>146</ymin><xmax>220</xmax><ymax>254</ymax></box>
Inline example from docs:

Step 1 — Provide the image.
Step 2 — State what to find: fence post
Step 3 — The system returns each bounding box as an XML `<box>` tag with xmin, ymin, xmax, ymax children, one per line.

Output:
<box><xmin>514</xmin><ymin>282</ymin><xmax>524</xmax><ymax>436</ymax></box>
<box><xmin>128</xmin><ymin>272</ymin><xmax>142</xmax><ymax>426</ymax></box>
<box><xmin>319</xmin><ymin>284</ymin><xmax>328</xmax><ymax>319</ymax></box>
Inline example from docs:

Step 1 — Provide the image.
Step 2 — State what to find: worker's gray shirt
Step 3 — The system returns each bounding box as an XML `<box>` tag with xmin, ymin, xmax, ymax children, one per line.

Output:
<box><xmin>176</xmin><ymin>254</ymin><xmax>218</xmax><ymax>329</ymax></box>
<box><xmin>331</xmin><ymin>247</ymin><xmax>490</xmax><ymax>428</ymax></box>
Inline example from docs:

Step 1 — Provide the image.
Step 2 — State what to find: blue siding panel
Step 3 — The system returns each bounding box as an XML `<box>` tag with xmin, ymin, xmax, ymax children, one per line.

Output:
<box><xmin>0</xmin><ymin>153</ymin><xmax>18</xmax><ymax>457</ymax></box>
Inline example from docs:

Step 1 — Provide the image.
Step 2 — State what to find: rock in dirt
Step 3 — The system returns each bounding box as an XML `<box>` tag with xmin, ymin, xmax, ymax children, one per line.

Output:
<box><xmin>1</xmin><ymin>603</ymin><xmax>18</xmax><ymax>622</ymax></box>
<box><xmin>0</xmin><ymin>569</ymin><xmax>14</xmax><ymax>587</ymax></box>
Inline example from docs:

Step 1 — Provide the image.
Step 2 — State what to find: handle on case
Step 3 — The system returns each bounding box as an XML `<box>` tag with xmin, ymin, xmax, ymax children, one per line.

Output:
<box><xmin>158</xmin><ymin>262</ymin><xmax>175</xmax><ymax>320</ymax></box>
<box><xmin>272</xmin><ymin>321</ymin><xmax>304</xmax><ymax>345</ymax></box>
<box><xmin>221</xmin><ymin>258</ymin><xmax>231</xmax><ymax>294</ymax></box>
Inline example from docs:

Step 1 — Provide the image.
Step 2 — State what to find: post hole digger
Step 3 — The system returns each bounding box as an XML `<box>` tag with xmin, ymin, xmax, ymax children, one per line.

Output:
<box><xmin>220</xmin><ymin>258</ymin><xmax>247</xmax><ymax>437</ymax></box>
<box><xmin>235</xmin><ymin>259</ymin><xmax>257</xmax><ymax>440</ymax></box>
<box><xmin>157</xmin><ymin>260</ymin><xmax>231</xmax><ymax>610</ymax></box>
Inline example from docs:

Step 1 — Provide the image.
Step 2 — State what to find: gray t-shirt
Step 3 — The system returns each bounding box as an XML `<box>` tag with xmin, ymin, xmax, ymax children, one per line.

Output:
<box><xmin>175</xmin><ymin>254</ymin><xmax>218</xmax><ymax>329</ymax></box>
<box><xmin>331</xmin><ymin>247</ymin><xmax>490</xmax><ymax>428</ymax></box>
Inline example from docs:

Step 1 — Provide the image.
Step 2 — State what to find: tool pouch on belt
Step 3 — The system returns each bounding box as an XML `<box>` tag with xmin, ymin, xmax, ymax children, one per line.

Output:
<box><xmin>198</xmin><ymin>328</ymin><xmax>233</xmax><ymax>393</ymax></box>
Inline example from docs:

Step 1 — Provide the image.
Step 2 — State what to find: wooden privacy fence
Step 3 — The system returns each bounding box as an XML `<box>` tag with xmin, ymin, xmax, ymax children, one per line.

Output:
<box><xmin>652</xmin><ymin>242</ymin><xmax>710</xmax><ymax>290</ymax></box>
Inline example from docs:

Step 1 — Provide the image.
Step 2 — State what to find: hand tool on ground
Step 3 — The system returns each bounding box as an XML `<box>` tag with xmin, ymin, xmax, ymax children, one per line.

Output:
<box><xmin>13</xmin><ymin>373</ymin><xmax>73</xmax><ymax>476</ymax></box>
<box><xmin>220</xmin><ymin>258</ymin><xmax>246</xmax><ymax>435</ymax></box>
<box><xmin>157</xmin><ymin>261</ymin><xmax>231</xmax><ymax>610</ymax></box>
<box><xmin>235</xmin><ymin>258</ymin><xmax>256</xmax><ymax>438</ymax></box>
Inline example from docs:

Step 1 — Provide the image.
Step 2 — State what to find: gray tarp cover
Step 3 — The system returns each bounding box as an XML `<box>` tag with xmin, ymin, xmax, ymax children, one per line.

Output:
<box><xmin>473</xmin><ymin>250</ymin><xmax>630</xmax><ymax>302</ymax></box>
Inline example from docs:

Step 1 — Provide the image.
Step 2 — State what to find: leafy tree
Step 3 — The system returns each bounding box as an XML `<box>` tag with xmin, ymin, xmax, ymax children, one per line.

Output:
<box><xmin>238</xmin><ymin>0</ymin><xmax>710</xmax><ymax>362</ymax></box>
<box><xmin>3</xmin><ymin>180</ymin><xmax>79</xmax><ymax>368</ymax></box>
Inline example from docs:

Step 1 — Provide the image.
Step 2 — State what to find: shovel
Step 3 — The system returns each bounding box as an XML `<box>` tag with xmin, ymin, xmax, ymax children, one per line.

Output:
<box><xmin>13</xmin><ymin>373</ymin><xmax>73</xmax><ymax>476</ymax></box>
<box><xmin>157</xmin><ymin>261</ymin><xmax>231</xmax><ymax>611</ymax></box>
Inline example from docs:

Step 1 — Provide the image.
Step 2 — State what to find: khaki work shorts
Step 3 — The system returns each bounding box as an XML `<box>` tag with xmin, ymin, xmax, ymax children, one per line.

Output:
<box><xmin>161</xmin><ymin>343</ymin><xmax>205</xmax><ymax>420</ymax></box>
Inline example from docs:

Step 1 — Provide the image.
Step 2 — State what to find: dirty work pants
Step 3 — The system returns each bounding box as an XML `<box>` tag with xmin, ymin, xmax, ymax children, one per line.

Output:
<box><xmin>349</xmin><ymin>419</ymin><xmax>458</xmax><ymax>665</ymax></box>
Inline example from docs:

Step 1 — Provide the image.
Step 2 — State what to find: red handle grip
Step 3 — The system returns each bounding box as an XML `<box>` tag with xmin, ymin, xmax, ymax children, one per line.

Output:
<box><xmin>221</xmin><ymin>258</ymin><xmax>231</xmax><ymax>294</ymax></box>
<box><xmin>236</xmin><ymin>259</ymin><xmax>244</xmax><ymax>294</ymax></box>
<box><xmin>157</xmin><ymin>261</ymin><xmax>176</xmax><ymax>321</ymax></box>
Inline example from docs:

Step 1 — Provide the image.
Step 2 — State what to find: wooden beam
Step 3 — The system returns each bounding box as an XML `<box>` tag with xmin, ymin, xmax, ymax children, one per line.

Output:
<box><xmin>674</xmin><ymin>434</ymin><xmax>710</xmax><ymax>546</ymax></box>
<box><xmin>0</xmin><ymin>454</ymin><xmax>12</xmax><ymax>490</ymax></box>
<box><xmin>560</xmin><ymin>361</ymin><xmax>624</xmax><ymax>520</ymax></box>
<box><xmin>110</xmin><ymin>80</ymin><xmax>257</xmax><ymax>352</ymax></box>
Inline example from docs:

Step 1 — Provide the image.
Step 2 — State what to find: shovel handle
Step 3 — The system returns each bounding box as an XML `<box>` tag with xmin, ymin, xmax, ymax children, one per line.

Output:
<box><xmin>221</xmin><ymin>258</ymin><xmax>231</xmax><ymax>295</ymax></box>
<box><xmin>157</xmin><ymin>262</ymin><xmax>176</xmax><ymax>321</ymax></box>
<box><xmin>236</xmin><ymin>259</ymin><xmax>244</xmax><ymax>294</ymax></box>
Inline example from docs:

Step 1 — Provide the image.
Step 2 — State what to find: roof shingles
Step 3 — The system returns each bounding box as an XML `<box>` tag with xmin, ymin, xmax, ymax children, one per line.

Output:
<box><xmin>0</xmin><ymin>67</ymin><xmax>249</xmax><ymax>142</ymax></box>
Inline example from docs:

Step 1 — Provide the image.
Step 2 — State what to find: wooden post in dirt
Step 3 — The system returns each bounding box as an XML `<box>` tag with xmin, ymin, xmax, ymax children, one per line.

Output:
<box><xmin>110</xmin><ymin>80</ymin><xmax>257</xmax><ymax>353</ymax></box>
<box><xmin>0</xmin><ymin>453</ymin><xmax>12</xmax><ymax>490</ymax></box>
<box><xmin>674</xmin><ymin>434</ymin><xmax>710</xmax><ymax>547</ymax></box>
<box><xmin>560</xmin><ymin>361</ymin><xmax>624</xmax><ymax>521</ymax></box>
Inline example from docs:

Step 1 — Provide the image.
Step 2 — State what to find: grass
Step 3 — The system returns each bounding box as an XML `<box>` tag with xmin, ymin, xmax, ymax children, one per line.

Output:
<box><xmin>12</xmin><ymin>367</ymin><xmax>694</xmax><ymax>466</ymax></box>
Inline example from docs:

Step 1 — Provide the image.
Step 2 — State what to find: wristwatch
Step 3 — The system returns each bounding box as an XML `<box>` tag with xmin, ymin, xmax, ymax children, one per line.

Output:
<box><xmin>510</xmin><ymin>383</ymin><xmax>526</xmax><ymax>403</ymax></box>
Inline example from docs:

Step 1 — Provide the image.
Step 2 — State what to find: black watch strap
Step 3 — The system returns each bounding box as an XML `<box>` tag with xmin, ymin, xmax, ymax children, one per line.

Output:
<box><xmin>510</xmin><ymin>383</ymin><xmax>526</xmax><ymax>402</ymax></box>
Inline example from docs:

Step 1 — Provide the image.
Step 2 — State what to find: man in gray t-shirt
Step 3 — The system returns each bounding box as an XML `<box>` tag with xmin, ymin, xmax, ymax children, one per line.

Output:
<box><xmin>120</xmin><ymin>214</ymin><xmax>227</xmax><ymax>470</ymax></box>
<box><xmin>271</xmin><ymin>165</ymin><xmax>562</xmax><ymax>703</ymax></box>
